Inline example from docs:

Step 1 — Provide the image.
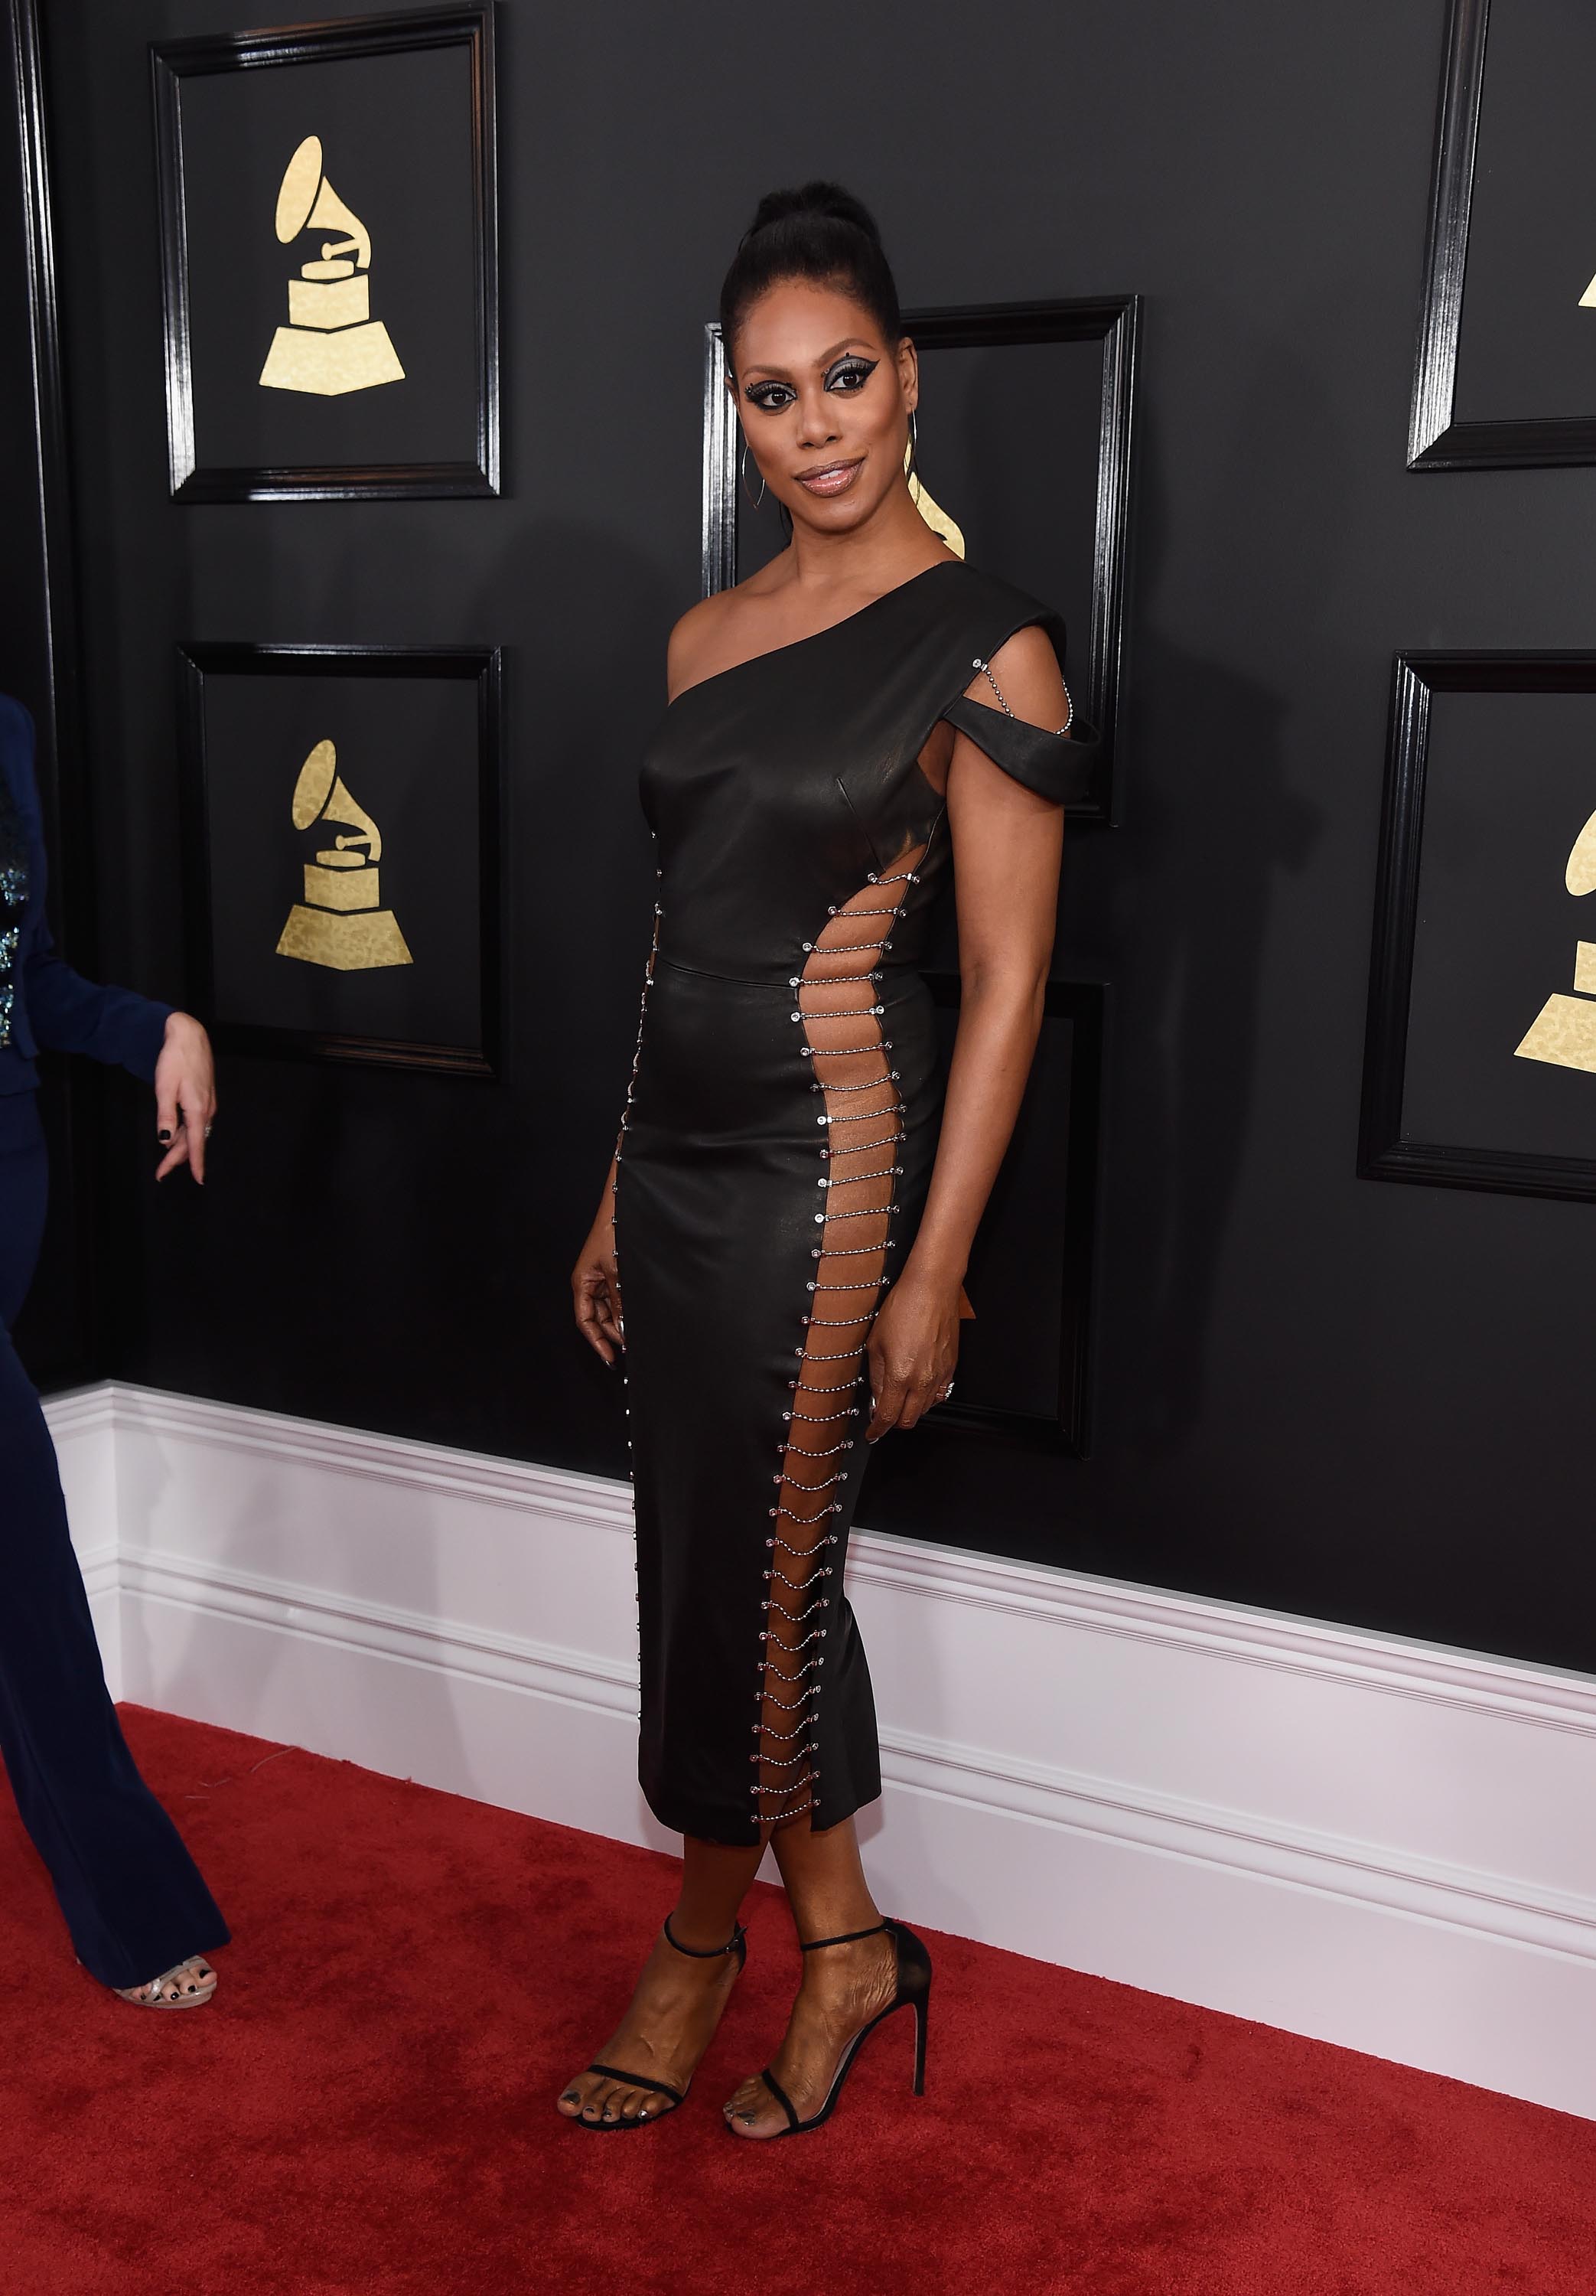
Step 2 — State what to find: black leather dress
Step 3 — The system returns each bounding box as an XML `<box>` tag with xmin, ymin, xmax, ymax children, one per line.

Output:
<box><xmin>617</xmin><ymin>559</ymin><xmax>1096</xmax><ymax>1844</ymax></box>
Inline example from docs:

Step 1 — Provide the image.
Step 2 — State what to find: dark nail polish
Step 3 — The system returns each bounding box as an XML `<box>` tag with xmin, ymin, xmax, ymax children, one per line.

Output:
<box><xmin>158</xmin><ymin>1130</ymin><xmax>172</xmax><ymax>1143</ymax></box>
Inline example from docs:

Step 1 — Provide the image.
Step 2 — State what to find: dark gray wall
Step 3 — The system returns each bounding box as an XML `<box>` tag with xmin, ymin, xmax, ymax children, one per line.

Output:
<box><xmin>29</xmin><ymin>0</ymin><xmax>1596</xmax><ymax>1671</ymax></box>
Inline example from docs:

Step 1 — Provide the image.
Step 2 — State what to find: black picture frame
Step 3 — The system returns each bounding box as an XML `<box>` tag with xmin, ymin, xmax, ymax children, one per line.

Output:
<box><xmin>178</xmin><ymin>642</ymin><xmax>503</xmax><ymax>1077</ymax></box>
<box><xmin>1360</xmin><ymin>651</ymin><xmax>1596</xmax><ymax>1201</ymax></box>
<box><xmin>701</xmin><ymin>297</ymin><xmax>1139</xmax><ymax>823</ymax></box>
<box><xmin>1409</xmin><ymin>0</ymin><xmax>1596</xmax><ymax>471</ymax></box>
<box><xmin>151</xmin><ymin>5</ymin><xmax>498</xmax><ymax>501</ymax></box>
<box><xmin>918</xmin><ymin>974</ymin><xmax>1105</xmax><ymax>1453</ymax></box>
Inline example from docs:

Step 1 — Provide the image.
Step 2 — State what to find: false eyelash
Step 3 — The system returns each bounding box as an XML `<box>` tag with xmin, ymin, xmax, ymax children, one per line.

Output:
<box><xmin>822</xmin><ymin>357</ymin><xmax>878</xmax><ymax>391</ymax></box>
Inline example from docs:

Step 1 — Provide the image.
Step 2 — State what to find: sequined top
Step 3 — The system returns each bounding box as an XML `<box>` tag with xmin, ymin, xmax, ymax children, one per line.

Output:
<box><xmin>0</xmin><ymin>769</ymin><xmax>28</xmax><ymax>1051</ymax></box>
<box><xmin>0</xmin><ymin>692</ymin><xmax>172</xmax><ymax>1091</ymax></box>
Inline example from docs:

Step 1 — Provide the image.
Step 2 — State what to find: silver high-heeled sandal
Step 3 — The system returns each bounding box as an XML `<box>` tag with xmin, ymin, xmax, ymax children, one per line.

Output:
<box><xmin>97</xmin><ymin>1954</ymin><xmax>218</xmax><ymax>2008</ymax></box>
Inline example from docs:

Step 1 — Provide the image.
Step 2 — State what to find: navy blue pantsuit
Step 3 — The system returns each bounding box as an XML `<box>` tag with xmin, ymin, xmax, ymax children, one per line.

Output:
<box><xmin>0</xmin><ymin>696</ymin><xmax>226</xmax><ymax>1987</ymax></box>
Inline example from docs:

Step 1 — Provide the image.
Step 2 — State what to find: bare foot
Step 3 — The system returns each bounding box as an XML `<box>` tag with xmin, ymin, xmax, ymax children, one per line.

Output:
<box><xmin>557</xmin><ymin>1925</ymin><xmax>742</xmax><ymax>2128</ymax></box>
<box><xmin>722</xmin><ymin>1929</ymin><xmax>897</xmax><ymax>2138</ymax></box>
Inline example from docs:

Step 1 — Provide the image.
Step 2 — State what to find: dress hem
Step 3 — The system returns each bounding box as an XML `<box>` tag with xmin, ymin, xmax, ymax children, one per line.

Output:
<box><xmin>639</xmin><ymin>1775</ymin><xmax>882</xmax><ymax>1846</ymax></box>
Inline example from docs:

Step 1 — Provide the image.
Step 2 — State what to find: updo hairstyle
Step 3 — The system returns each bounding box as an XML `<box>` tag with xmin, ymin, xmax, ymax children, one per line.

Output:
<box><xmin>718</xmin><ymin>182</ymin><xmax>901</xmax><ymax>364</ymax></box>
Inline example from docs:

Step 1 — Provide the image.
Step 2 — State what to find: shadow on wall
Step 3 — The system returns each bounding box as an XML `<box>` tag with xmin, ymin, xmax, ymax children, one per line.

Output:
<box><xmin>1088</xmin><ymin>378</ymin><xmax>1324</xmax><ymax>1465</ymax></box>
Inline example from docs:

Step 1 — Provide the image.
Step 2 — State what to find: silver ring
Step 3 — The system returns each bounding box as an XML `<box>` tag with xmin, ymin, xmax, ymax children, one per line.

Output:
<box><xmin>940</xmin><ymin>1381</ymin><xmax>955</xmax><ymax>1401</ymax></box>
<box><xmin>204</xmin><ymin>1124</ymin><xmax>213</xmax><ymax>1139</ymax></box>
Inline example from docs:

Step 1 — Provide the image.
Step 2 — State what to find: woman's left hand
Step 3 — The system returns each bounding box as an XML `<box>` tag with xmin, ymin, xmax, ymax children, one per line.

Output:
<box><xmin>865</xmin><ymin>1268</ymin><xmax>960</xmax><ymax>1440</ymax></box>
<box><xmin>152</xmin><ymin>1013</ymin><xmax>217</xmax><ymax>1184</ymax></box>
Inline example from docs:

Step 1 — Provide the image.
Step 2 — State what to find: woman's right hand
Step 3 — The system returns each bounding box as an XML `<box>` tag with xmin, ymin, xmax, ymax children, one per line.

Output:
<box><xmin>572</xmin><ymin>1171</ymin><xmax>623</xmax><ymax>1364</ymax></box>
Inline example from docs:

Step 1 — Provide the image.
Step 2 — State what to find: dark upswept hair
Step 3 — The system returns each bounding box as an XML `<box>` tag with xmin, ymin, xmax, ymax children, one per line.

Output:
<box><xmin>718</xmin><ymin>181</ymin><xmax>901</xmax><ymax>363</ymax></box>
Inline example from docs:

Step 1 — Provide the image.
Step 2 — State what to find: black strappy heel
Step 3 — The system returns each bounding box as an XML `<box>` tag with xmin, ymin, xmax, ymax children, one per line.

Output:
<box><xmin>576</xmin><ymin>1913</ymin><xmax>747</xmax><ymax>2131</ymax></box>
<box><xmin>735</xmin><ymin>1917</ymin><xmax>931</xmax><ymax>2140</ymax></box>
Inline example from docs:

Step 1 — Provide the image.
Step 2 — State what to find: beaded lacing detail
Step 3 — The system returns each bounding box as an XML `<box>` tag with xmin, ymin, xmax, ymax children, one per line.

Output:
<box><xmin>613</xmin><ymin>865</ymin><xmax>664</xmax><ymax>1686</ymax></box>
<box><xmin>794</xmin><ymin>1003</ymin><xmax>885</xmax><ymax>1023</ymax></box>
<box><xmin>971</xmin><ymin>654</ymin><xmax>1073</xmax><ymax>737</ymax></box>
<box><xmin>749</xmin><ymin>843</ymin><xmax>929</xmax><ymax>1831</ymax></box>
<box><xmin>765</xmin><ymin>1594</ymin><xmax>830</xmax><ymax>1621</ymax></box>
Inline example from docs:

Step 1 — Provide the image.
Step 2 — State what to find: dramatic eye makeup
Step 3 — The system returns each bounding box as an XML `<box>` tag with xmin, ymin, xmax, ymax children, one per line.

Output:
<box><xmin>741</xmin><ymin>351</ymin><xmax>880</xmax><ymax>413</ymax></box>
<box><xmin>822</xmin><ymin>354</ymin><xmax>878</xmax><ymax>393</ymax></box>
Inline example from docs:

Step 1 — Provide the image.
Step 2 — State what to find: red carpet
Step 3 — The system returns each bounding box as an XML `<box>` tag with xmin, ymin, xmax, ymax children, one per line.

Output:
<box><xmin>2</xmin><ymin>1709</ymin><xmax>1592</xmax><ymax>2294</ymax></box>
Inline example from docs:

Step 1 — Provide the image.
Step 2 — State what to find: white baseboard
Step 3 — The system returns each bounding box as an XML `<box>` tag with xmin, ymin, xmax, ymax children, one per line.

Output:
<box><xmin>45</xmin><ymin>1382</ymin><xmax>120</xmax><ymax>1676</ymax></box>
<box><xmin>42</xmin><ymin>1380</ymin><xmax>1596</xmax><ymax>2122</ymax></box>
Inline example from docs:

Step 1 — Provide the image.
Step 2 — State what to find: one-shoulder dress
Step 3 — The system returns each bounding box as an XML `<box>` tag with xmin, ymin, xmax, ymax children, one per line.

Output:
<box><xmin>616</xmin><ymin>559</ymin><xmax>1096</xmax><ymax>1844</ymax></box>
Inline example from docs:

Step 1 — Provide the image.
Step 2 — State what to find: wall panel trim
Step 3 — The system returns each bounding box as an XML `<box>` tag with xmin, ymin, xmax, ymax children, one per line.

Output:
<box><xmin>45</xmin><ymin>1381</ymin><xmax>1596</xmax><ymax>2122</ymax></box>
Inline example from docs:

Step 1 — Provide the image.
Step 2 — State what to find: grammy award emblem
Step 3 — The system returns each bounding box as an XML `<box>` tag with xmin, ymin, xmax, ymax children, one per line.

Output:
<box><xmin>258</xmin><ymin>136</ymin><xmax>405</xmax><ymax>397</ymax></box>
<box><xmin>1514</xmin><ymin>806</ymin><xmax>1596</xmax><ymax>1073</ymax></box>
<box><xmin>275</xmin><ymin>740</ymin><xmax>413</xmax><ymax>971</ymax></box>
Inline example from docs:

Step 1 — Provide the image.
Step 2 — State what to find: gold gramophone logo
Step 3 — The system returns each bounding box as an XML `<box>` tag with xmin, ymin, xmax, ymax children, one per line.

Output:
<box><xmin>258</xmin><ymin>136</ymin><xmax>404</xmax><ymax>397</ymax></box>
<box><xmin>275</xmin><ymin>739</ymin><xmax>413</xmax><ymax>971</ymax></box>
<box><xmin>1514</xmin><ymin>806</ymin><xmax>1596</xmax><ymax>1074</ymax></box>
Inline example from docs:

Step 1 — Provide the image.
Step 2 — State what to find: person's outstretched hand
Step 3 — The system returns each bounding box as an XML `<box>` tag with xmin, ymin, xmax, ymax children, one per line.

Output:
<box><xmin>152</xmin><ymin>1012</ymin><xmax>217</xmax><ymax>1183</ymax></box>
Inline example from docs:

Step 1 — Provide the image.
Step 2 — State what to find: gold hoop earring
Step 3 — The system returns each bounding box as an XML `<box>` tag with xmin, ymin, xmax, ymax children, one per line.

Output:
<box><xmin>741</xmin><ymin>442</ymin><xmax>767</xmax><ymax>510</ymax></box>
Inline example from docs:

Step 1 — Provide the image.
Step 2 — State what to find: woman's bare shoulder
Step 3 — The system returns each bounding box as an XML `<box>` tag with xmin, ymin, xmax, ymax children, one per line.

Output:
<box><xmin>666</xmin><ymin>564</ymin><xmax>794</xmax><ymax>702</ymax></box>
<box><xmin>971</xmin><ymin>622</ymin><xmax>1071</xmax><ymax>730</ymax></box>
<box><xmin>666</xmin><ymin>592</ymin><xmax>753</xmax><ymax>698</ymax></box>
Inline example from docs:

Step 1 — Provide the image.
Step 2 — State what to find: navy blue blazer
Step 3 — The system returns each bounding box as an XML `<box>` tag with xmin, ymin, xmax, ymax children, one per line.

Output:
<box><xmin>0</xmin><ymin>693</ymin><xmax>171</xmax><ymax>1094</ymax></box>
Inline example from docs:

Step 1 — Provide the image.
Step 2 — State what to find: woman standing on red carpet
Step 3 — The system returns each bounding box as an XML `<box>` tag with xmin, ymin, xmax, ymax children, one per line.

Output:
<box><xmin>0</xmin><ymin>693</ymin><xmax>229</xmax><ymax>2007</ymax></box>
<box><xmin>566</xmin><ymin>184</ymin><xmax>1093</xmax><ymax>2137</ymax></box>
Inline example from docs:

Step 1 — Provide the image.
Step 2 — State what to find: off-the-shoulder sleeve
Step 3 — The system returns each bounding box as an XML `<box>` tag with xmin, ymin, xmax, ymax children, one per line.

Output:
<box><xmin>941</xmin><ymin>693</ymin><xmax>1099</xmax><ymax>807</ymax></box>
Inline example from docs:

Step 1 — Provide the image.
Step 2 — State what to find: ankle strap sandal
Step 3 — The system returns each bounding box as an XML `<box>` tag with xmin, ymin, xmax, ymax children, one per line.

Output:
<box><xmin>578</xmin><ymin>1916</ymin><xmax>748</xmax><ymax>2131</ymax></box>
<box><xmin>742</xmin><ymin>1917</ymin><xmax>931</xmax><ymax>2139</ymax></box>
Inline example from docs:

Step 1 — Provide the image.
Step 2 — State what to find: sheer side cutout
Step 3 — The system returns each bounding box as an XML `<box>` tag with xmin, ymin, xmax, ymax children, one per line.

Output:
<box><xmin>751</xmin><ymin>839</ymin><xmax>929</xmax><ymax>1831</ymax></box>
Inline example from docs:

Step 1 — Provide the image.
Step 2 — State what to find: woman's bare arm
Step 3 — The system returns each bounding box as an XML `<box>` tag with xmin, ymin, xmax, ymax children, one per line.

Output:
<box><xmin>865</xmin><ymin>626</ymin><xmax>1068</xmax><ymax>1438</ymax></box>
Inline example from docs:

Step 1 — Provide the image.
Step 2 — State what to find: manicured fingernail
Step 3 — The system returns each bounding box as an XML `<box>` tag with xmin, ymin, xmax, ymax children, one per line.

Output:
<box><xmin>158</xmin><ymin>1130</ymin><xmax>172</xmax><ymax>1143</ymax></box>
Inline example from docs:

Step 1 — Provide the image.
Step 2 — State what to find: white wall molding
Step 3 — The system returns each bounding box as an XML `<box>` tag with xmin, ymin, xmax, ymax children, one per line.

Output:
<box><xmin>43</xmin><ymin>1380</ymin><xmax>1596</xmax><ymax>2120</ymax></box>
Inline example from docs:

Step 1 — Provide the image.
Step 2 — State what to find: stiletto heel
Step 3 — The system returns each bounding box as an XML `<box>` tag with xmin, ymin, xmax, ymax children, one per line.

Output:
<box><xmin>734</xmin><ymin>1916</ymin><xmax>932</xmax><ymax>2139</ymax></box>
<box><xmin>577</xmin><ymin>1913</ymin><xmax>746</xmax><ymax>2131</ymax></box>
